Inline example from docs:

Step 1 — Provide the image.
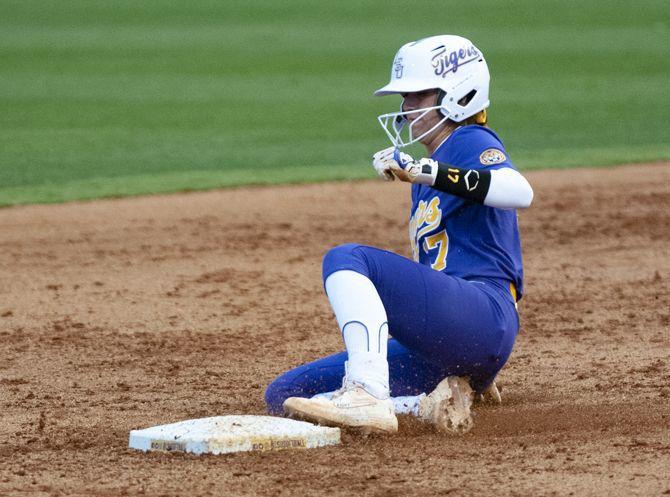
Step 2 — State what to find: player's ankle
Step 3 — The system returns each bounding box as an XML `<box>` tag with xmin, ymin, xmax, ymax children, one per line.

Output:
<box><xmin>343</xmin><ymin>356</ymin><xmax>390</xmax><ymax>400</ymax></box>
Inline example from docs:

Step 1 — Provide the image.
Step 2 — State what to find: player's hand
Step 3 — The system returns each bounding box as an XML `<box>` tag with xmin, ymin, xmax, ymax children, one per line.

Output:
<box><xmin>372</xmin><ymin>147</ymin><xmax>415</xmax><ymax>182</ymax></box>
<box><xmin>372</xmin><ymin>148</ymin><xmax>437</xmax><ymax>185</ymax></box>
<box><xmin>388</xmin><ymin>149</ymin><xmax>439</xmax><ymax>186</ymax></box>
<box><xmin>388</xmin><ymin>149</ymin><xmax>416</xmax><ymax>183</ymax></box>
<box><xmin>372</xmin><ymin>146</ymin><xmax>397</xmax><ymax>181</ymax></box>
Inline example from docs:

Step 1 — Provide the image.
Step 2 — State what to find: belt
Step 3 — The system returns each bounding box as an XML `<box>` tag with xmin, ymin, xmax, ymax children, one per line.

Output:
<box><xmin>468</xmin><ymin>277</ymin><xmax>519</xmax><ymax>308</ymax></box>
<box><xmin>510</xmin><ymin>282</ymin><xmax>518</xmax><ymax>310</ymax></box>
<box><xmin>509</xmin><ymin>282</ymin><xmax>518</xmax><ymax>303</ymax></box>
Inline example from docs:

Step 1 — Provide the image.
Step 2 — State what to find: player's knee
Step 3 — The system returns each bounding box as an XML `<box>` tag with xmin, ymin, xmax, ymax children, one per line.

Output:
<box><xmin>265</xmin><ymin>368</ymin><xmax>322</xmax><ymax>415</ymax></box>
<box><xmin>322</xmin><ymin>243</ymin><xmax>372</xmax><ymax>282</ymax></box>
<box><xmin>264</xmin><ymin>375</ymin><xmax>291</xmax><ymax>415</ymax></box>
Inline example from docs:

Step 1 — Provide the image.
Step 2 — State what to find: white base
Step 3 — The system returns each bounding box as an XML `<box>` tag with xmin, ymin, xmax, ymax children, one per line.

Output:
<box><xmin>128</xmin><ymin>415</ymin><xmax>341</xmax><ymax>455</ymax></box>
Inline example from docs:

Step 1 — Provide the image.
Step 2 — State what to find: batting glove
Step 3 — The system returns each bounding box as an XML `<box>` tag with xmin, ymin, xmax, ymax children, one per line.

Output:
<box><xmin>372</xmin><ymin>146</ymin><xmax>397</xmax><ymax>181</ymax></box>
<box><xmin>372</xmin><ymin>147</ymin><xmax>438</xmax><ymax>185</ymax></box>
<box><xmin>390</xmin><ymin>149</ymin><xmax>438</xmax><ymax>186</ymax></box>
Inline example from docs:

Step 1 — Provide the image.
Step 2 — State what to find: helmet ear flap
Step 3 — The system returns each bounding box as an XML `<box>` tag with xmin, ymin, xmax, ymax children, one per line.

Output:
<box><xmin>436</xmin><ymin>89</ymin><xmax>449</xmax><ymax>118</ymax></box>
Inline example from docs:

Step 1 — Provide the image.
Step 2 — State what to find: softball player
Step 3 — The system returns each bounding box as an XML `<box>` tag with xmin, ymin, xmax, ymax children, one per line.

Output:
<box><xmin>265</xmin><ymin>35</ymin><xmax>533</xmax><ymax>434</ymax></box>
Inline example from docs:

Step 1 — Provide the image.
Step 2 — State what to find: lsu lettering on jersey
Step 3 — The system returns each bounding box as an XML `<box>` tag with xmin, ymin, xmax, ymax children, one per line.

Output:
<box><xmin>409</xmin><ymin>125</ymin><xmax>524</xmax><ymax>298</ymax></box>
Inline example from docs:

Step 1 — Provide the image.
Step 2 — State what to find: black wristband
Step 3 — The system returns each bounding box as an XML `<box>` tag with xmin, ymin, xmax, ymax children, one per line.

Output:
<box><xmin>433</xmin><ymin>163</ymin><xmax>492</xmax><ymax>203</ymax></box>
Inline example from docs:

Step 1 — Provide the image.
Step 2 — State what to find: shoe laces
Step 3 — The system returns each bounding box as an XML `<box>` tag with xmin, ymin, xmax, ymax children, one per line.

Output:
<box><xmin>332</xmin><ymin>371</ymin><xmax>366</xmax><ymax>399</ymax></box>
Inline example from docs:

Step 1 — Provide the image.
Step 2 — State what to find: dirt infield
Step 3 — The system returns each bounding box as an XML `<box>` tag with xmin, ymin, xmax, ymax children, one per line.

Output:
<box><xmin>1</xmin><ymin>163</ymin><xmax>669</xmax><ymax>496</ymax></box>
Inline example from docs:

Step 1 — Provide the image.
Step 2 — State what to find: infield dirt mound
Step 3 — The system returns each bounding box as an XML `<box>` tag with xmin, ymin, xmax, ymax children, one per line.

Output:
<box><xmin>1</xmin><ymin>163</ymin><xmax>669</xmax><ymax>496</ymax></box>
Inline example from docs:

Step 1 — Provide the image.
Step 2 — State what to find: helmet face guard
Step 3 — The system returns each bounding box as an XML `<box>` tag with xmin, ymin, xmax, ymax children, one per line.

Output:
<box><xmin>374</xmin><ymin>35</ymin><xmax>490</xmax><ymax>148</ymax></box>
<box><xmin>377</xmin><ymin>105</ymin><xmax>450</xmax><ymax>148</ymax></box>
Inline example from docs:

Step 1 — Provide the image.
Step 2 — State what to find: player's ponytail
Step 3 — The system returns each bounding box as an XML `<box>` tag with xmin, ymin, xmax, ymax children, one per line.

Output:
<box><xmin>474</xmin><ymin>109</ymin><xmax>487</xmax><ymax>125</ymax></box>
<box><xmin>453</xmin><ymin>109</ymin><xmax>488</xmax><ymax>127</ymax></box>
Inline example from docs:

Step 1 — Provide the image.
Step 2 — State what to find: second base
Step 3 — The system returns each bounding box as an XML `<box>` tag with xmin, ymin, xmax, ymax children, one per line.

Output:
<box><xmin>129</xmin><ymin>415</ymin><xmax>341</xmax><ymax>455</ymax></box>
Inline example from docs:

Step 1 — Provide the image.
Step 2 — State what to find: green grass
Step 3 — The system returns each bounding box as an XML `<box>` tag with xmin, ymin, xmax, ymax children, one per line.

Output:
<box><xmin>1</xmin><ymin>0</ymin><xmax>669</xmax><ymax>206</ymax></box>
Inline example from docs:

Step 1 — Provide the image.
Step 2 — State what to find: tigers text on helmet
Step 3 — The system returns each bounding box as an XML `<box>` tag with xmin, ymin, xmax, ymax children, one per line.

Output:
<box><xmin>375</xmin><ymin>35</ymin><xmax>490</xmax><ymax>148</ymax></box>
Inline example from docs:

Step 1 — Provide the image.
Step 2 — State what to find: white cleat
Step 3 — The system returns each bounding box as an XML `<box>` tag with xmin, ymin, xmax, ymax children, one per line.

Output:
<box><xmin>418</xmin><ymin>376</ymin><xmax>474</xmax><ymax>435</ymax></box>
<box><xmin>283</xmin><ymin>386</ymin><xmax>398</xmax><ymax>434</ymax></box>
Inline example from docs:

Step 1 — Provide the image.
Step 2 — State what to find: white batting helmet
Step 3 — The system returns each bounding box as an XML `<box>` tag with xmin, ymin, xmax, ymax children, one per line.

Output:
<box><xmin>375</xmin><ymin>35</ymin><xmax>490</xmax><ymax>148</ymax></box>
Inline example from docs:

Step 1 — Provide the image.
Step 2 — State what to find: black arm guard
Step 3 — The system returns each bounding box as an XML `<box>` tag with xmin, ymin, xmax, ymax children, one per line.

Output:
<box><xmin>433</xmin><ymin>163</ymin><xmax>492</xmax><ymax>204</ymax></box>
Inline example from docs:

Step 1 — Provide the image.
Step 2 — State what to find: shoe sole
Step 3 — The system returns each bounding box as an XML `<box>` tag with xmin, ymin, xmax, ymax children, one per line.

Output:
<box><xmin>283</xmin><ymin>398</ymin><xmax>398</xmax><ymax>434</ymax></box>
<box><xmin>286</xmin><ymin>410</ymin><xmax>392</xmax><ymax>436</ymax></box>
<box><xmin>431</xmin><ymin>376</ymin><xmax>474</xmax><ymax>435</ymax></box>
